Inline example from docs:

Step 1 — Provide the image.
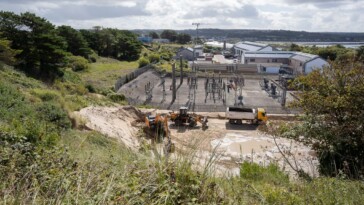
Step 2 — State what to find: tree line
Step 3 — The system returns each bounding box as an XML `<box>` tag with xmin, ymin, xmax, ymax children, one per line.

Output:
<box><xmin>289</xmin><ymin>43</ymin><xmax>364</xmax><ymax>62</ymax></box>
<box><xmin>0</xmin><ymin>11</ymin><xmax>142</xmax><ymax>80</ymax></box>
<box><xmin>149</xmin><ymin>30</ymin><xmax>191</xmax><ymax>44</ymax></box>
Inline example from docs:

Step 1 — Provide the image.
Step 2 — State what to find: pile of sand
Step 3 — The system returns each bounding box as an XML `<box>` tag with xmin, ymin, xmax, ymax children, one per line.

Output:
<box><xmin>77</xmin><ymin>106</ymin><xmax>144</xmax><ymax>150</ymax></box>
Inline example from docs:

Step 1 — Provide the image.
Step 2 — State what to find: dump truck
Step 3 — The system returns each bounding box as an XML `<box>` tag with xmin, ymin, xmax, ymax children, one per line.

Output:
<box><xmin>226</xmin><ymin>107</ymin><xmax>267</xmax><ymax>124</ymax></box>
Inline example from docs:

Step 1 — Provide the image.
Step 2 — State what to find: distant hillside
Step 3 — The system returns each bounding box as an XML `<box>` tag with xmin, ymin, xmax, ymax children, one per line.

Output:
<box><xmin>133</xmin><ymin>29</ymin><xmax>364</xmax><ymax>42</ymax></box>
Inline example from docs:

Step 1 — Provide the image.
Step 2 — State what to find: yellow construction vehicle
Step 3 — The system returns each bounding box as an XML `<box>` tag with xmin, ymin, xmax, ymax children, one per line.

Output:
<box><xmin>169</xmin><ymin>107</ymin><xmax>208</xmax><ymax>130</ymax></box>
<box><xmin>145</xmin><ymin>114</ymin><xmax>169</xmax><ymax>140</ymax></box>
<box><xmin>145</xmin><ymin>113</ymin><xmax>175</xmax><ymax>153</ymax></box>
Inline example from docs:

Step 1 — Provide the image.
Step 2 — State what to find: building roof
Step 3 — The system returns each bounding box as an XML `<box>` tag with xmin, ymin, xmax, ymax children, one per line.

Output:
<box><xmin>244</xmin><ymin>51</ymin><xmax>294</xmax><ymax>59</ymax></box>
<box><xmin>243</xmin><ymin>51</ymin><xmax>323</xmax><ymax>63</ymax></box>
<box><xmin>234</xmin><ymin>41</ymin><xmax>272</xmax><ymax>51</ymax></box>
<box><xmin>290</xmin><ymin>52</ymin><xmax>319</xmax><ymax>62</ymax></box>
<box><xmin>177</xmin><ymin>47</ymin><xmax>193</xmax><ymax>53</ymax></box>
<box><xmin>204</xmin><ymin>41</ymin><xmax>234</xmax><ymax>49</ymax></box>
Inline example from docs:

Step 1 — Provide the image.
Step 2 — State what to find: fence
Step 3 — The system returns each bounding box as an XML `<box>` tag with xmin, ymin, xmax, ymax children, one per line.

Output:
<box><xmin>127</xmin><ymin>98</ymin><xmax>299</xmax><ymax>114</ymax></box>
<box><xmin>114</xmin><ymin>64</ymin><xmax>153</xmax><ymax>92</ymax></box>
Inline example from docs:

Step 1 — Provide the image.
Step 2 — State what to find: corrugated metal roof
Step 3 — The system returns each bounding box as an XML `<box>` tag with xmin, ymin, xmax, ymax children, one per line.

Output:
<box><xmin>290</xmin><ymin>52</ymin><xmax>318</xmax><ymax>62</ymax></box>
<box><xmin>235</xmin><ymin>43</ymin><xmax>262</xmax><ymax>51</ymax></box>
<box><xmin>234</xmin><ymin>41</ymin><xmax>273</xmax><ymax>51</ymax></box>
<box><xmin>244</xmin><ymin>52</ymin><xmax>293</xmax><ymax>58</ymax></box>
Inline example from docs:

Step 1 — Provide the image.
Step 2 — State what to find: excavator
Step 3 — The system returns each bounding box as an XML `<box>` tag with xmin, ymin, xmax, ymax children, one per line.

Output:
<box><xmin>145</xmin><ymin>114</ymin><xmax>169</xmax><ymax>141</ymax></box>
<box><xmin>145</xmin><ymin>113</ymin><xmax>174</xmax><ymax>153</ymax></box>
<box><xmin>169</xmin><ymin>107</ymin><xmax>208</xmax><ymax>130</ymax></box>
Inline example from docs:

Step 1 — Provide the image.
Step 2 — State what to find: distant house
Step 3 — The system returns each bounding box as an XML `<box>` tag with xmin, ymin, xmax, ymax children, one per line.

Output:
<box><xmin>175</xmin><ymin>45</ymin><xmax>204</xmax><ymax>61</ymax></box>
<box><xmin>152</xmin><ymin>38</ymin><xmax>170</xmax><ymax>43</ymax></box>
<box><xmin>242</xmin><ymin>51</ymin><xmax>328</xmax><ymax>75</ymax></box>
<box><xmin>194</xmin><ymin>45</ymin><xmax>203</xmax><ymax>58</ymax></box>
<box><xmin>176</xmin><ymin>47</ymin><xmax>194</xmax><ymax>61</ymax></box>
<box><xmin>137</xmin><ymin>36</ymin><xmax>153</xmax><ymax>43</ymax></box>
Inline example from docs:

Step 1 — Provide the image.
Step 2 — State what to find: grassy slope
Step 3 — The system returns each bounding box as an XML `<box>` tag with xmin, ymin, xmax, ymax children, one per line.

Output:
<box><xmin>80</xmin><ymin>57</ymin><xmax>138</xmax><ymax>92</ymax></box>
<box><xmin>1</xmin><ymin>62</ymin><xmax>364</xmax><ymax>204</ymax></box>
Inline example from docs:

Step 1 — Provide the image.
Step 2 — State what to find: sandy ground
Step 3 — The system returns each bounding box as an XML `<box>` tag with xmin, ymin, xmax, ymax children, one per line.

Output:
<box><xmin>78</xmin><ymin>106</ymin><xmax>318</xmax><ymax>177</ymax></box>
<box><xmin>77</xmin><ymin>106</ymin><xmax>144</xmax><ymax>151</ymax></box>
<box><xmin>166</xmin><ymin>118</ymin><xmax>318</xmax><ymax>177</ymax></box>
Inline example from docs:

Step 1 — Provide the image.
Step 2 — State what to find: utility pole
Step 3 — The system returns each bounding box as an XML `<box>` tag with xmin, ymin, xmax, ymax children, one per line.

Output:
<box><xmin>192</xmin><ymin>23</ymin><xmax>201</xmax><ymax>61</ymax></box>
<box><xmin>172</xmin><ymin>63</ymin><xmax>176</xmax><ymax>103</ymax></box>
<box><xmin>192</xmin><ymin>22</ymin><xmax>201</xmax><ymax>45</ymax></box>
<box><xmin>180</xmin><ymin>55</ymin><xmax>183</xmax><ymax>85</ymax></box>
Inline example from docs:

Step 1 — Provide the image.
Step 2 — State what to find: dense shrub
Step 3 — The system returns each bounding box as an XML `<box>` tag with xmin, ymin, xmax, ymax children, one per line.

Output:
<box><xmin>85</xmin><ymin>84</ymin><xmax>96</xmax><ymax>93</ymax></box>
<box><xmin>31</xmin><ymin>88</ymin><xmax>61</xmax><ymax>101</ymax></box>
<box><xmin>68</xmin><ymin>55</ymin><xmax>90</xmax><ymax>72</ymax></box>
<box><xmin>138</xmin><ymin>57</ymin><xmax>149</xmax><ymax>68</ymax></box>
<box><xmin>148</xmin><ymin>53</ymin><xmax>160</xmax><ymax>63</ymax></box>
<box><xmin>290</xmin><ymin>60</ymin><xmax>364</xmax><ymax>178</ymax></box>
<box><xmin>36</xmin><ymin>103</ymin><xmax>71</xmax><ymax>129</ymax></box>
<box><xmin>108</xmin><ymin>93</ymin><xmax>125</xmax><ymax>103</ymax></box>
<box><xmin>240</xmin><ymin>162</ymin><xmax>289</xmax><ymax>184</ymax></box>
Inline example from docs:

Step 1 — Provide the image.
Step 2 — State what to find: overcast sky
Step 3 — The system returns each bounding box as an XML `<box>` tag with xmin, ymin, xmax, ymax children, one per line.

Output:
<box><xmin>1</xmin><ymin>0</ymin><xmax>363</xmax><ymax>32</ymax></box>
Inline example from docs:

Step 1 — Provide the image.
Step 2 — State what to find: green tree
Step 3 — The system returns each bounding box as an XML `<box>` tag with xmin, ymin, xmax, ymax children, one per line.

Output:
<box><xmin>57</xmin><ymin>25</ymin><xmax>91</xmax><ymax>59</ymax></box>
<box><xmin>160</xmin><ymin>30</ymin><xmax>177</xmax><ymax>42</ymax></box>
<box><xmin>149</xmin><ymin>31</ymin><xmax>159</xmax><ymax>39</ymax></box>
<box><xmin>79</xmin><ymin>29</ymin><xmax>102</xmax><ymax>55</ymax></box>
<box><xmin>80</xmin><ymin>28</ymin><xmax>141</xmax><ymax>61</ymax></box>
<box><xmin>289</xmin><ymin>59</ymin><xmax>364</xmax><ymax>178</ymax></box>
<box><xmin>116</xmin><ymin>30</ymin><xmax>142</xmax><ymax>61</ymax></box>
<box><xmin>289</xmin><ymin>43</ymin><xmax>302</xmax><ymax>51</ymax></box>
<box><xmin>0</xmin><ymin>37</ymin><xmax>19</xmax><ymax>65</ymax></box>
<box><xmin>0</xmin><ymin>11</ymin><xmax>67</xmax><ymax>80</ymax></box>
<box><xmin>176</xmin><ymin>33</ymin><xmax>191</xmax><ymax>44</ymax></box>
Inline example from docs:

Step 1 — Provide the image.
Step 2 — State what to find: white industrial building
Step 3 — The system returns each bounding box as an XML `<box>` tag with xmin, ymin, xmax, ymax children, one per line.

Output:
<box><xmin>232</xmin><ymin>41</ymin><xmax>328</xmax><ymax>75</ymax></box>
<box><xmin>242</xmin><ymin>51</ymin><xmax>329</xmax><ymax>75</ymax></box>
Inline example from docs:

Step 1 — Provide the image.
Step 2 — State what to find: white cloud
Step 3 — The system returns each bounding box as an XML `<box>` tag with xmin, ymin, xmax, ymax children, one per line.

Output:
<box><xmin>0</xmin><ymin>0</ymin><xmax>363</xmax><ymax>32</ymax></box>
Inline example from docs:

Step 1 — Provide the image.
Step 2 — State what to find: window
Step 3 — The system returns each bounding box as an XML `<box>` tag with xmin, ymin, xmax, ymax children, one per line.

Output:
<box><xmin>272</xmin><ymin>59</ymin><xmax>278</xmax><ymax>62</ymax></box>
<box><xmin>250</xmin><ymin>58</ymin><xmax>255</xmax><ymax>62</ymax></box>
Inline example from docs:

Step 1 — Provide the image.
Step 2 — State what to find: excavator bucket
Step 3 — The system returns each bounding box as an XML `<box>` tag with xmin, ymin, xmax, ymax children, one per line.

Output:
<box><xmin>201</xmin><ymin>116</ymin><xmax>208</xmax><ymax>129</ymax></box>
